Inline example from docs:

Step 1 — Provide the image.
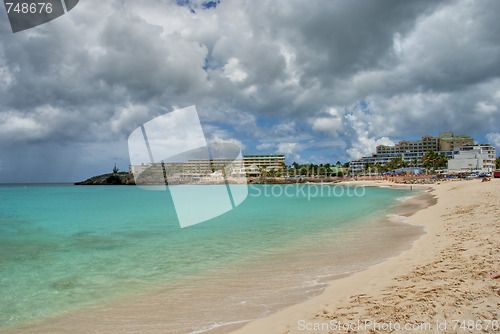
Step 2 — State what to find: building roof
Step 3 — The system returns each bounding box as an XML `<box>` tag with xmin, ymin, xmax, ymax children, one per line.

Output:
<box><xmin>440</xmin><ymin>135</ymin><xmax>472</xmax><ymax>140</ymax></box>
<box><xmin>243</xmin><ymin>154</ymin><xmax>285</xmax><ymax>158</ymax></box>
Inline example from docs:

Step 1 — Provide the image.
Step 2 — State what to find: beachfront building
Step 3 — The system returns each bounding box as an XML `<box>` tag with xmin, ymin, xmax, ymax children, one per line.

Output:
<box><xmin>376</xmin><ymin>135</ymin><xmax>439</xmax><ymax>154</ymax></box>
<box><xmin>242</xmin><ymin>155</ymin><xmax>285</xmax><ymax>171</ymax></box>
<box><xmin>439</xmin><ymin>132</ymin><xmax>475</xmax><ymax>151</ymax></box>
<box><xmin>171</xmin><ymin>154</ymin><xmax>286</xmax><ymax>174</ymax></box>
<box><xmin>130</xmin><ymin>154</ymin><xmax>285</xmax><ymax>179</ymax></box>
<box><xmin>129</xmin><ymin>163</ymin><xmax>152</xmax><ymax>175</ymax></box>
<box><xmin>376</xmin><ymin>133</ymin><xmax>473</xmax><ymax>155</ymax></box>
<box><xmin>350</xmin><ymin>151</ymin><xmax>449</xmax><ymax>174</ymax></box>
<box><xmin>349</xmin><ymin>160</ymin><xmax>367</xmax><ymax>174</ymax></box>
<box><xmin>350</xmin><ymin>133</ymin><xmax>475</xmax><ymax>174</ymax></box>
<box><xmin>447</xmin><ymin>145</ymin><xmax>496</xmax><ymax>173</ymax></box>
<box><xmin>182</xmin><ymin>158</ymin><xmax>242</xmax><ymax>175</ymax></box>
<box><xmin>231</xmin><ymin>164</ymin><xmax>260</xmax><ymax>177</ymax></box>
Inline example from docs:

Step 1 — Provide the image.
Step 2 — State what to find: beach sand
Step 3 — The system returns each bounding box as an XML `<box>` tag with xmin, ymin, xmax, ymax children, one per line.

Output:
<box><xmin>230</xmin><ymin>179</ymin><xmax>499</xmax><ymax>333</ymax></box>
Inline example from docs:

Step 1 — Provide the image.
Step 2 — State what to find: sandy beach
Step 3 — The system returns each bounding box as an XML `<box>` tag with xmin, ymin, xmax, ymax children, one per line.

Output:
<box><xmin>230</xmin><ymin>179</ymin><xmax>499</xmax><ymax>333</ymax></box>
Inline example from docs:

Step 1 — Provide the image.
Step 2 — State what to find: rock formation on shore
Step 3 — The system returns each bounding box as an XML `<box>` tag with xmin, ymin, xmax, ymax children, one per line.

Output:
<box><xmin>74</xmin><ymin>173</ymin><xmax>135</xmax><ymax>185</ymax></box>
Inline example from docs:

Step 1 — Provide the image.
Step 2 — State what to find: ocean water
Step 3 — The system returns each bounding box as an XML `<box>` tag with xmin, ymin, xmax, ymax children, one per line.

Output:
<box><xmin>0</xmin><ymin>183</ymin><xmax>418</xmax><ymax>332</ymax></box>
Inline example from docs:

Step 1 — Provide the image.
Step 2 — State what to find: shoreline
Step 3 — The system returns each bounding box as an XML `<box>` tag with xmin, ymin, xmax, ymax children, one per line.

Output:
<box><xmin>206</xmin><ymin>184</ymin><xmax>434</xmax><ymax>334</ymax></box>
<box><xmin>0</xmin><ymin>184</ymin><xmax>428</xmax><ymax>334</ymax></box>
<box><xmin>2</xmin><ymin>180</ymin><xmax>496</xmax><ymax>333</ymax></box>
<box><xmin>228</xmin><ymin>179</ymin><xmax>499</xmax><ymax>333</ymax></box>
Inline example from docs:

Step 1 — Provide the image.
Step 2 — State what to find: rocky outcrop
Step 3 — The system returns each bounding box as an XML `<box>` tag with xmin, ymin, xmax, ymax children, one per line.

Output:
<box><xmin>75</xmin><ymin>173</ymin><xmax>135</xmax><ymax>185</ymax></box>
<box><xmin>402</xmin><ymin>178</ymin><xmax>439</xmax><ymax>184</ymax></box>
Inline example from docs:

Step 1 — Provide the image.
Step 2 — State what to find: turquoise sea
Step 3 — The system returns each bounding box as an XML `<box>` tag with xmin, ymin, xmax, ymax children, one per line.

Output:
<box><xmin>0</xmin><ymin>184</ymin><xmax>420</xmax><ymax>333</ymax></box>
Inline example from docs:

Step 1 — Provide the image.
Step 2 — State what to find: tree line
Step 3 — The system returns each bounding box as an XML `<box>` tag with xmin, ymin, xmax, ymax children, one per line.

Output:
<box><xmin>359</xmin><ymin>151</ymin><xmax>449</xmax><ymax>174</ymax></box>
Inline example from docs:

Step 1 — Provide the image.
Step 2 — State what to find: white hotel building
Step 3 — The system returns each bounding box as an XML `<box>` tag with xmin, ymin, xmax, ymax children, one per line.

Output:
<box><xmin>447</xmin><ymin>145</ymin><xmax>496</xmax><ymax>173</ymax></box>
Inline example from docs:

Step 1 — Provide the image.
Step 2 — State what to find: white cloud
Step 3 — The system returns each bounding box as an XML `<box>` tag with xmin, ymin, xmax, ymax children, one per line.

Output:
<box><xmin>347</xmin><ymin>136</ymin><xmax>394</xmax><ymax>161</ymax></box>
<box><xmin>0</xmin><ymin>105</ymin><xmax>76</xmax><ymax>143</ymax></box>
<box><xmin>344</xmin><ymin>113</ymin><xmax>395</xmax><ymax>160</ymax></box>
<box><xmin>110</xmin><ymin>104</ymin><xmax>149</xmax><ymax>135</ymax></box>
<box><xmin>475</xmin><ymin>101</ymin><xmax>498</xmax><ymax>114</ymax></box>
<box><xmin>310</xmin><ymin>108</ymin><xmax>344</xmax><ymax>137</ymax></box>
<box><xmin>256</xmin><ymin>143</ymin><xmax>274</xmax><ymax>151</ymax></box>
<box><xmin>222</xmin><ymin>57</ymin><xmax>248</xmax><ymax>83</ymax></box>
<box><xmin>486</xmin><ymin>133</ymin><xmax>500</xmax><ymax>152</ymax></box>
<box><xmin>0</xmin><ymin>60</ymin><xmax>16</xmax><ymax>91</ymax></box>
<box><xmin>276</xmin><ymin>142</ymin><xmax>303</xmax><ymax>162</ymax></box>
<box><xmin>208</xmin><ymin>135</ymin><xmax>245</xmax><ymax>151</ymax></box>
<box><xmin>277</xmin><ymin>142</ymin><xmax>300</xmax><ymax>155</ymax></box>
<box><xmin>255</xmin><ymin>142</ymin><xmax>304</xmax><ymax>163</ymax></box>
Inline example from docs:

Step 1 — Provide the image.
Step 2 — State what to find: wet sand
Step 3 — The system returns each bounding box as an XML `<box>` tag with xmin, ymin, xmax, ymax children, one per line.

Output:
<box><xmin>230</xmin><ymin>179</ymin><xmax>499</xmax><ymax>333</ymax></box>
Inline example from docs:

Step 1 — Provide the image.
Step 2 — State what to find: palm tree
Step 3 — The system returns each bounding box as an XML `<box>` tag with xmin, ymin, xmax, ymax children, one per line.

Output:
<box><xmin>259</xmin><ymin>166</ymin><xmax>267</xmax><ymax>180</ymax></box>
<box><xmin>279</xmin><ymin>162</ymin><xmax>288</xmax><ymax>177</ymax></box>
<box><xmin>267</xmin><ymin>169</ymin><xmax>276</xmax><ymax>178</ymax></box>
<box><xmin>422</xmin><ymin>151</ymin><xmax>448</xmax><ymax>170</ymax></box>
<box><xmin>386</xmin><ymin>157</ymin><xmax>407</xmax><ymax>171</ymax></box>
<box><xmin>291</xmin><ymin>162</ymin><xmax>300</xmax><ymax>176</ymax></box>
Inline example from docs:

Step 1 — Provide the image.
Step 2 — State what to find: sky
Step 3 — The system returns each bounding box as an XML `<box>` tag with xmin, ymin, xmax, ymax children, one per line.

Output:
<box><xmin>0</xmin><ymin>0</ymin><xmax>499</xmax><ymax>182</ymax></box>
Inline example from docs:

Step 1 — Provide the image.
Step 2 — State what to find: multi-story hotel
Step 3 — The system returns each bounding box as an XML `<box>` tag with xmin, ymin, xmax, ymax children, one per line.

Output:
<box><xmin>130</xmin><ymin>154</ymin><xmax>285</xmax><ymax>179</ymax></box>
<box><xmin>242</xmin><ymin>154</ymin><xmax>285</xmax><ymax>170</ymax></box>
<box><xmin>376</xmin><ymin>133</ymin><xmax>473</xmax><ymax>155</ymax></box>
<box><xmin>447</xmin><ymin>145</ymin><xmax>496</xmax><ymax>173</ymax></box>
<box><xmin>439</xmin><ymin>132</ymin><xmax>475</xmax><ymax>151</ymax></box>
<box><xmin>376</xmin><ymin>135</ymin><xmax>439</xmax><ymax>154</ymax></box>
<box><xmin>350</xmin><ymin>133</ymin><xmax>476</xmax><ymax>174</ymax></box>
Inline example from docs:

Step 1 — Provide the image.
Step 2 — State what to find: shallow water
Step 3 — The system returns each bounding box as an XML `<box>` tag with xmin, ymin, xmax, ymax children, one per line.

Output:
<box><xmin>0</xmin><ymin>184</ymin><xmax>422</xmax><ymax>332</ymax></box>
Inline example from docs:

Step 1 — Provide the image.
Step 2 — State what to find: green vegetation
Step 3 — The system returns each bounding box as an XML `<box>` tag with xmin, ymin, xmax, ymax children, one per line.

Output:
<box><xmin>359</xmin><ymin>154</ymin><xmax>450</xmax><ymax>175</ymax></box>
<box><xmin>421</xmin><ymin>151</ymin><xmax>448</xmax><ymax>170</ymax></box>
<box><xmin>112</xmin><ymin>163</ymin><xmax>119</xmax><ymax>174</ymax></box>
<box><xmin>386</xmin><ymin>157</ymin><xmax>408</xmax><ymax>170</ymax></box>
<box><xmin>288</xmin><ymin>162</ymin><xmax>346</xmax><ymax>176</ymax></box>
<box><xmin>496</xmin><ymin>157</ymin><xmax>500</xmax><ymax>169</ymax></box>
<box><xmin>362</xmin><ymin>157</ymin><xmax>410</xmax><ymax>174</ymax></box>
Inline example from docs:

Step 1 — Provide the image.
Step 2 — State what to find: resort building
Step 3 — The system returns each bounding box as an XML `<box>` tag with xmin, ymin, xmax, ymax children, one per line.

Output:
<box><xmin>376</xmin><ymin>133</ymin><xmax>473</xmax><ymax>155</ymax></box>
<box><xmin>242</xmin><ymin>155</ymin><xmax>285</xmax><ymax>171</ymax></box>
<box><xmin>181</xmin><ymin>158</ymin><xmax>241</xmax><ymax>174</ymax></box>
<box><xmin>376</xmin><ymin>135</ymin><xmax>440</xmax><ymax>154</ymax></box>
<box><xmin>130</xmin><ymin>154</ymin><xmax>285</xmax><ymax>178</ymax></box>
<box><xmin>439</xmin><ymin>132</ymin><xmax>475</xmax><ymax>151</ymax></box>
<box><xmin>350</xmin><ymin>132</ymin><xmax>475</xmax><ymax>174</ymax></box>
<box><xmin>447</xmin><ymin>145</ymin><xmax>496</xmax><ymax>173</ymax></box>
<box><xmin>180</xmin><ymin>154</ymin><xmax>285</xmax><ymax>174</ymax></box>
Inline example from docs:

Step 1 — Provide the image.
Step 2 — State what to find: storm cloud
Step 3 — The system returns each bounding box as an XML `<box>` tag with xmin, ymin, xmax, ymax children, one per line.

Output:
<box><xmin>0</xmin><ymin>0</ymin><xmax>499</xmax><ymax>182</ymax></box>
